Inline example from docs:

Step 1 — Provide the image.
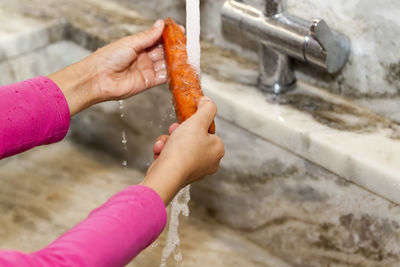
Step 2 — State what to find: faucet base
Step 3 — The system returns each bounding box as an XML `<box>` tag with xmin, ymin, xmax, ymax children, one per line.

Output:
<box><xmin>258</xmin><ymin>45</ymin><xmax>296</xmax><ymax>94</ymax></box>
<box><xmin>258</xmin><ymin>78</ymin><xmax>297</xmax><ymax>95</ymax></box>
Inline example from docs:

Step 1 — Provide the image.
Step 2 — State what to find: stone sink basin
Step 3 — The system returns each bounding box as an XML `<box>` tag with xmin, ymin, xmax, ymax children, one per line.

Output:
<box><xmin>1</xmin><ymin>0</ymin><xmax>400</xmax><ymax>266</ymax></box>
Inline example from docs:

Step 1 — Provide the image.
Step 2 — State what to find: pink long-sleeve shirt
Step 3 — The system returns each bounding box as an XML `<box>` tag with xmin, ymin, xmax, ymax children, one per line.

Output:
<box><xmin>0</xmin><ymin>77</ymin><xmax>167</xmax><ymax>266</ymax></box>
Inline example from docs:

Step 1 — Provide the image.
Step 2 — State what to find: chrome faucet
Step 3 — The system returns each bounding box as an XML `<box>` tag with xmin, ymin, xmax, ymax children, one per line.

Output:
<box><xmin>221</xmin><ymin>0</ymin><xmax>351</xmax><ymax>94</ymax></box>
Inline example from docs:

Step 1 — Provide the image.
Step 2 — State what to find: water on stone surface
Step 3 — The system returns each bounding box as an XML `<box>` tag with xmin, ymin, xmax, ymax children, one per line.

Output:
<box><xmin>160</xmin><ymin>185</ymin><xmax>191</xmax><ymax>267</ymax></box>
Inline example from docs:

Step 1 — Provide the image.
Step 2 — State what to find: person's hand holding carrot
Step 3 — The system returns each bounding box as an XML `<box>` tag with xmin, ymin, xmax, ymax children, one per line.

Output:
<box><xmin>142</xmin><ymin>97</ymin><xmax>225</xmax><ymax>204</ymax></box>
<box><xmin>49</xmin><ymin>20</ymin><xmax>167</xmax><ymax>116</ymax></box>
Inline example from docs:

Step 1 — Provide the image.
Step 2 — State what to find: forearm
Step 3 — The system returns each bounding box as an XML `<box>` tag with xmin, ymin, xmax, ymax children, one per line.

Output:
<box><xmin>48</xmin><ymin>59</ymin><xmax>99</xmax><ymax>117</ymax></box>
<box><xmin>0</xmin><ymin>186</ymin><xmax>167</xmax><ymax>267</ymax></box>
<box><xmin>0</xmin><ymin>77</ymin><xmax>70</xmax><ymax>159</ymax></box>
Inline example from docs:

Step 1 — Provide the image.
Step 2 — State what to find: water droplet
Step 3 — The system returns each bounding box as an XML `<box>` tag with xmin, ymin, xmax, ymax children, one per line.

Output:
<box><xmin>182</xmin><ymin>208</ymin><xmax>189</xmax><ymax>217</ymax></box>
<box><xmin>122</xmin><ymin>160</ymin><xmax>127</xmax><ymax>167</ymax></box>
<box><xmin>151</xmin><ymin>242</ymin><xmax>159</xmax><ymax>248</ymax></box>
<box><xmin>121</xmin><ymin>131</ymin><xmax>127</xmax><ymax>144</ymax></box>
<box><xmin>174</xmin><ymin>252</ymin><xmax>182</xmax><ymax>261</ymax></box>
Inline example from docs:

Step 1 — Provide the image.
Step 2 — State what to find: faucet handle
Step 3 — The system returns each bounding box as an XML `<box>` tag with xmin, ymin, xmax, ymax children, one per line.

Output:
<box><xmin>305</xmin><ymin>19</ymin><xmax>351</xmax><ymax>73</ymax></box>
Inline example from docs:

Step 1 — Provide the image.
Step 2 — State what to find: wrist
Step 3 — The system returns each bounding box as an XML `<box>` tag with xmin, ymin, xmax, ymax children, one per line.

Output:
<box><xmin>141</xmin><ymin>158</ymin><xmax>188</xmax><ymax>205</ymax></box>
<box><xmin>48</xmin><ymin>59</ymin><xmax>98</xmax><ymax>116</ymax></box>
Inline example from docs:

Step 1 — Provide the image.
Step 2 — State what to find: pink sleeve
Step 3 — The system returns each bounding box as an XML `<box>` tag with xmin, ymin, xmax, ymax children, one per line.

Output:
<box><xmin>0</xmin><ymin>185</ymin><xmax>167</xmax><ymax>267</ymax></box>
<box><xmin>0</xmin><ymin>76</ymin><xmax>70</xmax><ymax>159</ymax></box>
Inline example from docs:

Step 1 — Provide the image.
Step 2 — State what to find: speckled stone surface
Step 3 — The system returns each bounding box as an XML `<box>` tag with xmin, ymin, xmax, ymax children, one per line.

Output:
<box><xmin>0</xmin><ymin>141</ymin><xmax>286</xmax><ymax>267</ymax></box>
<box><xmin>193</xmin><ymin>119</ymin><xmax>400</xmax><ymax>266</ymax></box>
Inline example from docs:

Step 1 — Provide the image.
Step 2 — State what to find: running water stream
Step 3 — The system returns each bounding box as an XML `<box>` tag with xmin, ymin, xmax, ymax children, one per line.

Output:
<box><xmin>119</xmin><ymin>100</ymin><xmax>128</xmax><ymax>167</ymax></box>
<box><xmin>159</xmin><ymin>0</ymin><xmax>200</xmax><ymax>266</ymax></box>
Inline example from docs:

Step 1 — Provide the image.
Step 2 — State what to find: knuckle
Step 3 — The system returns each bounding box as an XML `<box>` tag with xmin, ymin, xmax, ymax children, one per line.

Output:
<box><xmin>201</xmin><ymin>101</ymin><xmax>216</xmax><ymax>114</ymax></box>
<box><xmin>209</xmin><ymin>102</ymin><xmax>217</xmax><ymax>115</ymax></box>
<box><xmin>213</xmin><ymin>137</ymin><xmax>224</xmax><ymax>151</ymax></box>
<box><xmin>211</xmin><ymin>163</ymin><xmax>220</xmax><ymax>174</ymax></box>
<box><xmin>219</xmin><ymin>147</ymin><xmax>225</xmax><ymax>159</ymax></box>
<box><xmin>216</xmin><ymin>146</ymin><xmax>224</xmax><ymax>157</ymax></box>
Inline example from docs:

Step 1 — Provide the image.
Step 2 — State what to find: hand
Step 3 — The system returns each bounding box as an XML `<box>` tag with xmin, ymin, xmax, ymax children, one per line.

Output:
<box><xmin>87</xmin><ymin>19</ymin><xmax>167</xmax><ymax>101</ymax></box>
<box><xmin>141</xmin><ymin>97</ymin><xmax>225</xmax><ymax>204</ymax></box>
<box><xmin>49</xmin><ymin>20</ymin><xmax>167</xmax><ymax>116</ymax></box>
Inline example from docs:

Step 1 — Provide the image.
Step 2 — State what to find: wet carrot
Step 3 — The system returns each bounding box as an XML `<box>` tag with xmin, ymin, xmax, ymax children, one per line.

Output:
<box><xmin>162</xmin><ymin>18</ymin><xmax>216</xmax><ymax>134</ymax></box>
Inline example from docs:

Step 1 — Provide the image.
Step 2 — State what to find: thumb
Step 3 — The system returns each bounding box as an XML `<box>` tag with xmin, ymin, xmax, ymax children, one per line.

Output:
<box><xmin>130</xmin><ymin>20</ymin><xmax>165</xmax><ymax>53</ymax></box>
<box><xmin>190</xmin><ymin>96</ymin><xmax>217</xmax><ymax>131</ymax></box>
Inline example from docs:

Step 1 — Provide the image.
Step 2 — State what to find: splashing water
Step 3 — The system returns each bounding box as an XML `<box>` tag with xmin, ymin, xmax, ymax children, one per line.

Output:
<box><xmin>159</xmin><ymin>1</ymin><xmax>200</xmax><ymax>265</ymax></box>
<box><xmin>119</xmin><ymin>100</ymin><xmax>128</xmax><ymax>167</ymax></box>
<box><xmin>160</xmin><ymin>185</ymin><xmax>191</xmax><ymax>267</ymax></box>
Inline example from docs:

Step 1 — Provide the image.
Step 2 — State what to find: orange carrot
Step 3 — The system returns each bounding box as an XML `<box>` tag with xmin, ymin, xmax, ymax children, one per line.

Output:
<box><xmin>162</xmin><ymin>18</ymin><xmax>216</xmax><ymax>134</ymax></box>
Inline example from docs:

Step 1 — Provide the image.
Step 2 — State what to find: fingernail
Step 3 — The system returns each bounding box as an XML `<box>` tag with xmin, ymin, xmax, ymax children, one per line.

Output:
<box><xmin>155</xmin><ymin>140</ymin><xmax>163</xmax><ymax>147</ymax></box>
<box><xmin>149</xmin><ymin>50</ymin><xmax>159</xmax><ymax>60</ymax></box>
<box><xmin>153</xmin><ymin>19</ymin><xmax>163</xmax><ymax>28</ymax></box>
<box><xmin>155</xmin><ymin>62</ymin><xmax>166</xmax><ymax>72</ymax></box>
<box><xmin>157</xmin><ymin>71</ymin><xmax>167</xmax><ymax>80</ymax></box>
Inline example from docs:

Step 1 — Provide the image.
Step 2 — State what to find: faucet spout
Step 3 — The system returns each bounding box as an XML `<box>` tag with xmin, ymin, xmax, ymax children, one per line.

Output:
<box><xmin>221</xmin><ymin>0</ymin><xmax>351</xmax><ymax>94</ymax></box>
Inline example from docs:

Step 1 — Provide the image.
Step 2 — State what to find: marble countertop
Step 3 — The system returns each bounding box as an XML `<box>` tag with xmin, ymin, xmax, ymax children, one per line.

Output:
<box><xmin>1</xmin><ymin>0</ymin><xmax>399</xmax><ymax>206</ymax></box>
<box><xmin>203</xmin><ymin>75</ymin><xmax>400</xmax><ymax>205</ymax></box>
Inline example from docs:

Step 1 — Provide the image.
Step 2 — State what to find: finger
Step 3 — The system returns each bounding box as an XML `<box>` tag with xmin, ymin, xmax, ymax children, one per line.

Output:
<box><xmin>190</xmin><ymin>96</ymin><xmax>217</xmax><ymax>131</ymax></box>
<box><xmin>135</xmin><ymin>54</ymin><xmax>159</xmax><ymax>88</ymax></box>
<box><xmin>153</xmin><ymin>135</ymin><xmax>169</xmax><ymax>160</ymax></box>
<box><xmin>154</xmin><ymin>70</ymin><xmax>167</xmax><ymax>85</ymax></box>
<box><xmin>130</xmin><ymin>20</ymin><xmax>165</xmax><ymax>54</ymax></box>
<box><xmin>137</xmin><ymin>52</ymin><xmax>155</xmax><ymax>70</ymax></box>
<box><xmin>153</xmin><ymin>135</ymin><xmax>169</xmax><ymax>154</ymax></box>
<box><xmin>154</xmin><ymin>60</ymin><xmax>166</xmax><ymax>72</ymax></box>
<box><xmin>168</xmin><ymin>123</ymin><xmax>179</xmax><ymax>135</ymax></box>
<box><xmin>148</xmin><ymin>47</ymin><xmax>165</xmax><ymax>62</ymax></box>
<box><xmin>135</xmin><ymin>67</ymin><xmax>155</xmax><ymax>89</ymax></box>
